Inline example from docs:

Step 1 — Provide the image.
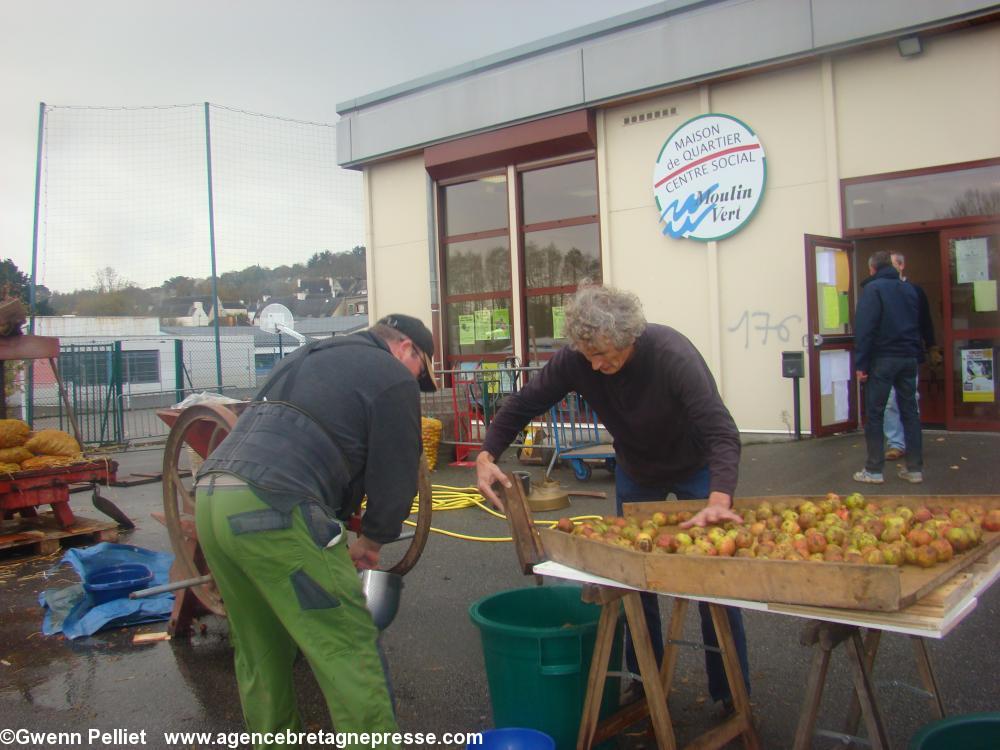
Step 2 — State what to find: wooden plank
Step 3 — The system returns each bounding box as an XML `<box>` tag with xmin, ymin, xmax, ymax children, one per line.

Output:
<box><xmin>0</xmin><ymin>512</ymin><xmax>118</xmax><ymax>555</ymax></box>
<box><xmin>500</xmin><ymin>474</ymin><xmax>545</xmax><ymax>575</ymax></box>
<box><xmin>0</xmin><ymin>335</ymin><xmax>59</xmax><ymax>360</ymax></box>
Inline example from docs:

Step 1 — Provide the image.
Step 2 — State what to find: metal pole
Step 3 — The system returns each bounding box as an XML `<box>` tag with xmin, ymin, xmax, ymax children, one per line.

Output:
<box><xmin>174</xmin><ymin>339</ymin><xmax>184</xmax><ymax>405</ymax></box>
<box><xmin>204</xmin><ymin>102</ymin><xmax>223</xmax><ymax>392</ymax></box>
<box><xmin>113</xmin><ymin>341</ymin><xmax>125</xmax><ymax>443</ymax></box>
<box><xmin>793</xmin><ymin>376</ymin><xmax>802</xmax><ymax>440</ymax></box>
<box><xmin>27</xmin><ymin>102</ymin><xmax>46</xmax><ymax>425</ymax></box>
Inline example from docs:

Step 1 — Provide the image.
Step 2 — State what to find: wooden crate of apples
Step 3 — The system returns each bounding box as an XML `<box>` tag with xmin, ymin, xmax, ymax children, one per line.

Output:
<box><xmin>539</xmin><ymin>494</ymin><xmax>1000</xmax><ymax>611</ymax></box>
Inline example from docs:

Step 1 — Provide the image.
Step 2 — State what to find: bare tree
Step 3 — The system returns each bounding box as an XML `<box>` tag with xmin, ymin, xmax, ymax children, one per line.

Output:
<box><xmin>94</xmin><ymin>266</ymin><xmax>132</xmax><ymax>294</ymax></box>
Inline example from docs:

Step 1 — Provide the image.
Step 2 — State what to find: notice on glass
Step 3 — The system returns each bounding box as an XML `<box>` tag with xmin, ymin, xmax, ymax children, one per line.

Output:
<box><xmin>491</xmin><ymin>308</ymin><xmax>510</xmax><ymax>340</ymax></box>
<box><xmin>459</xmin><ymin>314</ymin><xmax>475</xmax><ymax>346</ymax></box>
<box><xmin>552</xmin><ymin>306</ymin><xmax>566</xmax><ymax>340</ymax></box>
<box><xmin>973</xmin><ymin>280</ymin><xmax>998</xmax><ymax>312</ymax></box>
<box><xmin>816</xmin><ymin>250</ymin><xmax>837</xmax><ymax>286</ymax></box>
<box><xmin>833</xmin><ymin>379</ymin><xmax>849</xmax><ymax>422</ymax></box>
<box><xmin>838</xmin><ymin>292</ymin><xmax>850</xmax><ymax>327</ymax></box>
<box><xmin>834</xmin><ymin>252</ymin><xmax>850</xmax><ymax>292</ymax></box>
<box><xmin>955</xmin><ymin>238</ymin><xmax>989</xmax><ymax>284</ymax></box>
<box><xmin>961</xmin><ymin>348</ymin><xmax>995</xmax><ymax>403</ymax></box>
<box><xmin>821</xmin><ymin>285</ymin><xmax>840</xmax><ymax>329</ymax></box>
<box><xmin>819</xmin><ymin>349</ymin><xmax>851</xmax><ymax>396</ymax></box>
<box><xmin>474</xmin><ymin>309</ymin><xmax>493</xmax><ymax>341</ymax></box>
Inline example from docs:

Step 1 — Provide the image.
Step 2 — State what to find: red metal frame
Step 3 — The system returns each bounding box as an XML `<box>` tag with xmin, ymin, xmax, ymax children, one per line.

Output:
<box><xmin>939</xmin><ymin>223</ymin><xmax>1000</xmax><ymax>431</ymax></box>
<box><xmin>0</xmin><ymin>460</ymin><xmax>118</xmax><ymax>528</ymax></box>
<box><xmin>803</xmin><ymin>234</ymin><xmax>858</xmax><ymax>437</ymax></box>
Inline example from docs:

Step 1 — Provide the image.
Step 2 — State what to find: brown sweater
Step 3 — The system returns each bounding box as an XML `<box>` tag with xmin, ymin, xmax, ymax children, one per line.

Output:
<box><xmin>481</xmin><ymin>324</ymin><xmax>741</xmax><ymax>496</ymax></box>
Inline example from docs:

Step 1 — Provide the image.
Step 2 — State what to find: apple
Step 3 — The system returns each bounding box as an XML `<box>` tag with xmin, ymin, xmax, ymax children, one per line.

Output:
<box><xmin>914</xmin><ymin>545</ymin><xmax>939</xmax><ymax>568</ymax></box>
<box><xmin>982</xmin><ymin>509</ymin><xmax>1000</xmax><ymax>532</ymax></box>
<box><xmin>716</xmin><ymin>537</ymin><xmax>737</xmax><ymax>557</ymax></box>
<box><xmin>655</xmin><ymin>534</ymin><xmax>677</xmax><ymax>553</ymax></box>
<box><xmin>651</xmin><ymin>512</ymin><xmax>668</xmax><ymax>527</ymax></box>
<box><xmin>635</xmin><ymin>532</ymin><xmax>654</xmax><ymax>552</ymax></box>
<box><xmin>555</xmin><ymin>517</ymin><xmax>574</xmax><ymax>533</ymax></box>
<box><xmin>929</xmin><ymin>538</ymin><xmax>953</xmax><ymax>563</ymax></box>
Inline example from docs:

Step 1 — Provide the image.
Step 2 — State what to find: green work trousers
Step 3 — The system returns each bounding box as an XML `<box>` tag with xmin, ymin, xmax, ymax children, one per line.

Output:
<box><xmin>194</xmin><ymin>484</ymin><xmax>398</xmax><ymax>750</ymax></box>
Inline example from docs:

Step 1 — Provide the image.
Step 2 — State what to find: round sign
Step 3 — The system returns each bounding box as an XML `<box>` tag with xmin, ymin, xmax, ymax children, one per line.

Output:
<box><xmin>653</xmin><ymin>114</ymin><xmax>766</xmax><ymax>241</ymax></box>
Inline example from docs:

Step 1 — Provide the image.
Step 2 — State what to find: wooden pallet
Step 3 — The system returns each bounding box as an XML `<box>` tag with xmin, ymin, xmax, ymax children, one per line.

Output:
<box><xmin>0</xmin><ymin>512</ymin><xmax>118</xmax><ymax>556</ymax></box>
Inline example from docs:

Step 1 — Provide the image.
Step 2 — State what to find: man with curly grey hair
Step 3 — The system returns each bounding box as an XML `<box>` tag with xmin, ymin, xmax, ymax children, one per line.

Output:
<box><xmin>476</xmin><ymin>282</ymin><xmax>749</xmax><ymax>712</ymax></box>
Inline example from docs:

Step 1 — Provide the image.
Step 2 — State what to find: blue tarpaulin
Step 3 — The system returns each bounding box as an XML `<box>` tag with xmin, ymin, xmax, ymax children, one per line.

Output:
<box><xmin>39</xmin><ymin>542</ymin><xmax>175</xmax><ymax>639</ymax></box>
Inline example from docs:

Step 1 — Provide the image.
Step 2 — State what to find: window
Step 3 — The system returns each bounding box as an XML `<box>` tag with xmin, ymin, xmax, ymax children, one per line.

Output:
<box><xmin>62</xmin><ymin>351</ymin><xmax>110</xmax><ymax>387</ymax></box>
<box><xmin>520</xmin><ymin>159</ymin><xmax>601</xmax><ymax>356</ymax></box>
<box><xmin>440</xmin><ymin>174</ymin><xmax>513</xmax><ymax>359</ymax></box>
<box><xmin>255</xmin><ymin>352</ymin><xmax>279</xmax><ymax>375</ymax></box>
<box><xmin>843</xmin><ymin>159</ymin><xmax>1000</xmax><ymax>235</ymax></box>
<box><xmin>122</xmin><ymin>351</ymin><xmax>160</xmax><ymax>384</ymax></box>
<box><xmin>438</xmin><ymin>158</ymin><xmax>601</xmax><ymax>364</ymax></box>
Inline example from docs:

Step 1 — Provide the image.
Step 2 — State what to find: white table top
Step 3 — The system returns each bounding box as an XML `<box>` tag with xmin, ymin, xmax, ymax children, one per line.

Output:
<box><xmin>533</xmin><ymin>558</ymin><xmax>999</xmax><ymax>639</ymax></box>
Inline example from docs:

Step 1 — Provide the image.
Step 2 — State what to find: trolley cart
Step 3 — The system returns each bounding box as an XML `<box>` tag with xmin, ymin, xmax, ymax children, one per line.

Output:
<box><xmin>546</xmin><ymin>392</ymin><xmax>615</xmax><ymax>481</ymax></box>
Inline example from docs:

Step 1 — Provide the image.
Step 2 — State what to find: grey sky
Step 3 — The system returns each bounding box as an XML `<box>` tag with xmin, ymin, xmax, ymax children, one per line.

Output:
<box><xmin>0</xmin><ymin>0</ymin><xmax>654</xmax><ymax>294</ymax></box>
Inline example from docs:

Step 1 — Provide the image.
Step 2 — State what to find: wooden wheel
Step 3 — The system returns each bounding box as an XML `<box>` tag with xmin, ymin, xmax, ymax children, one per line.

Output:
<box><xmin>163</xmin><ymin>402</ymin><xmax>433</xmax><ymax>616</ymax></box>
<box><xmin>384</xmin><ymin>452</ymin><xmax>433</xmax><ymax>576</ymax></box>
<box><xmin>162</xmin><ymin>403</ymin><xmax>237</xmax><ymax>616</ymax></box>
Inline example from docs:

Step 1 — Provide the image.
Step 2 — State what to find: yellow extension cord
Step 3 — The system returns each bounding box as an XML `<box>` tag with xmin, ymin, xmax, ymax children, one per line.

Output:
<box><xmin>398</xmin><ymin>484</ymin><xmax>602</xmax><ymax>542</ymax></box>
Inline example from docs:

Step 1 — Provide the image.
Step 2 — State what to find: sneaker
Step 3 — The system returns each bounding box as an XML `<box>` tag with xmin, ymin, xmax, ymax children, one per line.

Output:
<box><xmin>885</xmin><ymin>447</ymin><xmax>905</xmax><ymax>460</ymax></box>
<box><xmin>853</xmin><ymin>469</ymin><xmax>884</xmax><ymax>484</ymax></box>
<box><xmin>898</xmin><ymin>469</ymin><xmax>923</xmax><ymax>483</ymax></box>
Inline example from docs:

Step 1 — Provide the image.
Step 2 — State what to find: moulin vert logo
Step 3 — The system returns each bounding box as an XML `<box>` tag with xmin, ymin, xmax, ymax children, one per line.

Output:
<box><xmin>653</xmin><ymin>114</ymin><xmax>766</xmax><ymax>241</ymax></box>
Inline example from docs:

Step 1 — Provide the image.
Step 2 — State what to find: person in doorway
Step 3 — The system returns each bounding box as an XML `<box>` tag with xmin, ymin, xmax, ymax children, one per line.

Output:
<box><xmin>854</xmin><ymin>251</ymin><xmax>925</xmax><ymax>484</ymax></box>
<box><xmin>882</xmin><ymin>251</ymin><xmax>939</xmax><ymax>461</ymax></box>
<box><xmin>475</xmin><ymin>282</ymin><xmax>749</xmax><ymax>712</ymax></box>
<box><xmin>193</xmin><ymin>314</ymin><xmax>437</xmax><ymax>749</ymax></box>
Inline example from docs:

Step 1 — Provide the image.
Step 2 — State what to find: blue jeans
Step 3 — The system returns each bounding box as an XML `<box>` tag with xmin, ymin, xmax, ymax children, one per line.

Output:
<box><xmin>865</xmin><ymin>357</ymin><xmax>922</xmax><ymax>473</ymax></box>
<box><xmin>884</xmin><ymin>376</ymin><xmax>920</xmax><ymax>452</ymax></box>
<box><xmin>615</xmin><ymin>465</ymin><xmax>751</xmax><ymax>702</ymax></box>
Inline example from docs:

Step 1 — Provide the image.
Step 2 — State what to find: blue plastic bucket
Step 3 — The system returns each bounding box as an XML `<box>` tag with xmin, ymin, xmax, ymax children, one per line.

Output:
<box><xmin>84</xmin><ymin>563</ymin><xmax>153</xmax><ymax>604</ymax></box>
<box><xmin>470</xmin><ymin>727</ymin><xmax>555</xmax><ymax>750</ymax></box>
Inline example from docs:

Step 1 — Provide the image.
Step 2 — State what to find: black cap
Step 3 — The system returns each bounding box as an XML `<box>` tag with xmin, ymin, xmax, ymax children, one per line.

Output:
<box><xmin>378</xmin><ymin>313</ymin><xmax>438</xmax><ymax>392</ymax></box>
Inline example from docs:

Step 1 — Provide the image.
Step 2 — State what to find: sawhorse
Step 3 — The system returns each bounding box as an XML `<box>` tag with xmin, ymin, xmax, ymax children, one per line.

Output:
<box><xmin>577</xmin><ymin>584</ymin><xmax>759</xmax><ymax>750</ymax></box>
<box><xmin>793</xmin><ymin>621</ymin><xmax>945</xmax><ymax>749</ymax></box>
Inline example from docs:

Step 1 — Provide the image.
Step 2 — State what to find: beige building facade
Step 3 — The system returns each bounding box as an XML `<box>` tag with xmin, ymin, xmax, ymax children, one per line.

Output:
<box><xmin>339</xmin><ymin>1</ymin><xmax>1000</xmax><ymax>436</ymax></box>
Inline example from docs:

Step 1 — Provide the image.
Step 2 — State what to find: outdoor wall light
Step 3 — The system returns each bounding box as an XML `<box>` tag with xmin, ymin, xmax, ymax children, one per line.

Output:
<box><xmin>897</xmin><ymin>35</ymin><xmax>922</xmax><ymax>57</ymax></box>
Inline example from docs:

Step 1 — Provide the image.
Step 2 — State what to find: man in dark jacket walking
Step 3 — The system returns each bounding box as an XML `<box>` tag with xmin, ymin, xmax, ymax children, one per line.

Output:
<box><xmin>853</xmin><ymin>251</ymin><xmax>925</xmax><ymax>484</ymax></box>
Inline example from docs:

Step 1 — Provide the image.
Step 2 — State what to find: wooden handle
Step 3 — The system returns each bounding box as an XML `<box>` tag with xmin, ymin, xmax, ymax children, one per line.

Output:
<box><xmin>501</xmin><ymin>474</ymin><xmax>545</xmax><ymax>575</ymax></box>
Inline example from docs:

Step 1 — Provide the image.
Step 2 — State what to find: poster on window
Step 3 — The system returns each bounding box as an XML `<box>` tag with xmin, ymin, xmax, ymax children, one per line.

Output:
<box><xmin>552</xmin><ymin>306</ymin><xmax>566</xmax><ymax>340</ymax></box>
<box><xmin>961</xmin><ymin>348</ymin><xmax>994</xmax><ymax>403</ymax></box>
<box><xmin>491</xmin><ymin>308</ymin><xmax>510</xmax><ymax>340</ymax></box>
<box><xmin>458</xmin><ymin>314</ymin><xmax>475</xmax><ymax>346</ymax></box>
<box><xmin>474</xmin><ymin>309</ymin><xmax>493</xmax><ymax>341</ymax></box>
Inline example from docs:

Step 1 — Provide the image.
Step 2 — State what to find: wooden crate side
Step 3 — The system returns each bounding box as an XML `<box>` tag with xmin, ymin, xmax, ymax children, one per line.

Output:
<box><xmin>539</xmin><ymin>528</ymin><xmax>648</xmax><ymax>590</ymax></box>
<box><xmin>540</xmin><ymin>528</ymin><xmax>902</xmax><ymax>610</ymax></box>
<box><xmin>643</xmin><ymin>554</ymin><xmax>901</xmax><ymax>611</ymax></box>
<box><xmin>897</xmin><ymin>532</ymin><xmax>1000</xmax><ymax>607</ymax></box>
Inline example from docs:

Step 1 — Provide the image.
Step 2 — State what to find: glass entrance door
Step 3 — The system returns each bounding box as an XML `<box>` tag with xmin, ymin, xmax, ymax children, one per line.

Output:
<box><xmin>940</xmin><ymin>224</ymin><xmax>1000</xmax><ymax>430</ymax></box>
<box><xmin>804</xmin><ymin>235</ymin><xmax>858</xmax><ymax>436</ymax></box>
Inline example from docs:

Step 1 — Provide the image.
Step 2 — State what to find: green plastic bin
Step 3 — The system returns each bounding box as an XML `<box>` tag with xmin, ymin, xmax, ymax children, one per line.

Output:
<box><xmin>908</xmin><ymin>712</ymin><xmax>1000</xmax><ymax>750</ymax></box>
<box><xmin>469</xmin><ymin>585</ymin><xmax>623</xmax><ymax>750</ymax></box>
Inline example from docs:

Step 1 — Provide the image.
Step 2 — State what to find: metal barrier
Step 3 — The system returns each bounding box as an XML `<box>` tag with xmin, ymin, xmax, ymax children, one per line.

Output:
<box><xmin>418</xmin><ymin>364</ymin><xmax>612</xmax><ymax>474</ymax></box>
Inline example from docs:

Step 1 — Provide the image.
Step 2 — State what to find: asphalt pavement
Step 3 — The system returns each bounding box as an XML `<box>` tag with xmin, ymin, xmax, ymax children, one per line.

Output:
<box><xmin>1</xmin><ymin>429</ymin><xmax>998</xmax><ymax>749</ymax></box>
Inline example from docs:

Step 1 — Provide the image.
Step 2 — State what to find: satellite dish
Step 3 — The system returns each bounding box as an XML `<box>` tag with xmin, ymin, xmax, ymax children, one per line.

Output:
<box><xmin>258</xmin><ymin>303</ymin><xmax>306</xmax><ymax>343</ymax></box>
